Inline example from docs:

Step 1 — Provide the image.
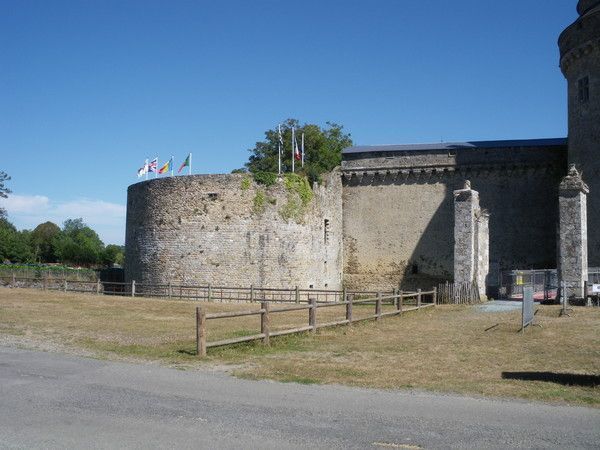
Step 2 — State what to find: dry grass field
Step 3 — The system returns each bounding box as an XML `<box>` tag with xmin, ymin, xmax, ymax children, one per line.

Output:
<box><xmin>1</xmin><ymin>287</ymin><xmax>599</xmax><ymax>406</ymax></box>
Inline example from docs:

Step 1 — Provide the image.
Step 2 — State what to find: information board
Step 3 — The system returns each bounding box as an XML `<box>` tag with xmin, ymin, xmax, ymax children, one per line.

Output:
<box><xmin>522</xmin><ymin>286</ymin><xmax>535</xmax><ymax>332</ymax></box>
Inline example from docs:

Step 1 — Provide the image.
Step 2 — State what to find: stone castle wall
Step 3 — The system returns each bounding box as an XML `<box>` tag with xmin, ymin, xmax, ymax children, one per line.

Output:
<box><xmin>341</xmin><ymin>144</ymin><xmax>567</xmax><ymax>292</ymax></box>
<box><xmin>125</xmin><ymin>171</ymin><xmax>343</xmax><ymax>289</ymax></box>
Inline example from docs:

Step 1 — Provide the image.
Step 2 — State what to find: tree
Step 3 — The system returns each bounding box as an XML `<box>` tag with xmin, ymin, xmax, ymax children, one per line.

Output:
<box><xmin>101</xmin><ymin>244</ymin><xmax>125</xmax><ymax>267</ymax></box>
<box><xmin>0</xmin><ymin>218</ymin><xmax>34</xmax><ymax>263</ymax></box>
<box><xmin>54</xmin><ymin>218</ymin><xmax>105</xmax><ymax>266</ymax></box>
<box><xmin>0</xmin><ymin>171</ymin><xmax>11</xmax><ymax>220</ymax></box>
<box><xmin>244</xmin><ymin>119</ymin><xmax>353</xmax><ymax>183</ymax></box>
<box><xmin>31</xmin><ymin>221</ymin><xmax>62</xmax><ymax>263</ymax></box>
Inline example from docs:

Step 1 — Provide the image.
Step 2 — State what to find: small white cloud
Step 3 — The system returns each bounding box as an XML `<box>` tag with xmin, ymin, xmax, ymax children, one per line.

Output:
<box><xmin>0</xmin><ymin>194</ymin><xmax>125</xmax><ymax>244</ymax></box>
<box><xmin>1</xmin><ymin>194</ymin><xmax>50</xmax><ymax>215</ymax></box>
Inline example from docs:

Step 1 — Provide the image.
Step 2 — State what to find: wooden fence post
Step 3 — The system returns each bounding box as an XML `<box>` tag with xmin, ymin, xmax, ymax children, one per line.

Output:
<box><xmin>376</xmin><ymin>292</ymin><xmax>382</xmax><ymax>321</ymax></box>
<box><xmin>250</xmin><ymin>284</ymin><xmax>254</xmax><ymax>302</ymax></box>
<box><xmin>342</xmin><ymin>287</ymin><xmax>347</xmax><ymax>304</ymax></box>
<box><xmin>398</xmin><ymin>290</ymin><xmax>403</xmax><ymax>314</ymax></box>
<box><xmin>261</xmin><ymin>301</ymin><xmax>270</xmax><ymax>345</ymax></box>
<box><xmin>433</xmin><ymin>286</ymin><xmax>437</xmax><ymax>305</ymax></box>
<box><xmin>295</xmin><ymin>286</ymin><xmax>300</xmax><ymax>304</ymax></box>
<box><xmin>96</xmin><ymin>279</ymin><xmax>101</xmax><ymax>295</ymax></box>
<box><xmin>196</xmin><ymin>307</ymin><xmax>206</xmax><ymax>357</ymax></box>
<box><xmin>43</xmin><ymin>275</ymin><xmax>47</xmax><ymax>291</ymax></box>
<box><xmin>392</xmin><ymin>288</ymin><xmax>398</xmax><ymax>308</ymax></box>
<box><xmin>63</xmin><ymin>279</ymin><xmax>68</xmax><ymax>292</ymax></box>
<box><xmin>346</xmin><ymin>293</ymin><xmax>353</xmax><ymax>324</ymax></box>
<box><xmin>131</xmin><ymin>280</ymin><xmax>136</xmax><ymax>297</ymax></box>
<box><xmin>168</xmin><ymin>281</ymin><xmax>172</xmax><ymax>299</ymax></box>
<box><xmin>11</xmin><ymin>271</ymin><xmax>15</xmax><ymax>286</ymax></box>
<box><xmin>309</xmin><ymin>298</ymin><xmax>316</xmax><ymax>333</ymax></box>
<box><xmin>417</xmin><ymin>288</ymin><xmax>421</xmax><ymax>308</ymax></box>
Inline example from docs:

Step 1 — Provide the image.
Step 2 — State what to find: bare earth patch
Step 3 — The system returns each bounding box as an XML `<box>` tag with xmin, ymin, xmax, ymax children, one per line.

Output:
<box><xmin>0</xmin><ymin>287</ymin><xmax>598</xmax><ymax>406</ymax></box>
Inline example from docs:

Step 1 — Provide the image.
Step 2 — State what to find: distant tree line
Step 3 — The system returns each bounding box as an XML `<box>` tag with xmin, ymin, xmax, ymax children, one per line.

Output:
<box><xmin>0</xmin><ymin>170</ymin><xmax>123</xmax><ymax>267</ymax></box>
<box><xmin>0</xmin><ymin>217</ymin><xmax>124</xmax><ymax>267</ymax></box>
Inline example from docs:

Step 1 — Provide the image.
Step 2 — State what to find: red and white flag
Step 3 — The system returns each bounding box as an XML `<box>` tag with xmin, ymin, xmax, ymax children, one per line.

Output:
<box><xmin>294</xmin><ymin>136</ymin><xmax>301</xmax><ymax>161</ymax></box>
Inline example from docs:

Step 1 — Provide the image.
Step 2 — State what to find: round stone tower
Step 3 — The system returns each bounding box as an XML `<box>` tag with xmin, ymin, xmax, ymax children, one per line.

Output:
<box><xmin>559</xmin><ymin>0</ymin><xmax>600</xmax><ymax>263</ymax></box>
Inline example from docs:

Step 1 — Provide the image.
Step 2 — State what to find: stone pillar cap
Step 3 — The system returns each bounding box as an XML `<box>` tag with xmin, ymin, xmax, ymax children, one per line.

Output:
<box><xmin>560</xmin><ymin>164</ymin><xmax>589</xmax><ymax>193</ymax></box>
<box><xmin>453</xmin><ymin>180</ymin><xmax>478</xmax><ymax>199</ymax></box>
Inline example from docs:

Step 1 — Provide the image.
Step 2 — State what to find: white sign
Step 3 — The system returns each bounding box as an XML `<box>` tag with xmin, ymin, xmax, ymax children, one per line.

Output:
<box><xmin>592</xmin><ymin>284</ymin><xmax>600</xmax><ymax>293</ymax></box>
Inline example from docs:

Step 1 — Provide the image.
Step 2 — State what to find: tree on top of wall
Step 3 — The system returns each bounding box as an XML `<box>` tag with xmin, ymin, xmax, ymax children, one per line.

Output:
<box><xmin>241</xmin><ymin>119</ymin><xmax>353</xmax><ymax>184</ymax></box>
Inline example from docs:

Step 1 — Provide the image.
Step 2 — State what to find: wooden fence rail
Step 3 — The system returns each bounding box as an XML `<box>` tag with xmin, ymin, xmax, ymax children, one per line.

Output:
<box><xmin>1</xmin><ymin>274</ymin><xmax>412</xmax><ymax>305</ymax></box>
<box><xmin>196</xmin><ymin>288</ymin><xmax>437</xmax><ymax>357</ymax></box>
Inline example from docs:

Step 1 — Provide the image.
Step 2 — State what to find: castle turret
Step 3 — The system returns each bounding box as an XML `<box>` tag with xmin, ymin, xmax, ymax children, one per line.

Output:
<box><xmin>559</xmin><ymin>0</ymin><xmax>600</xmax><ymax>264</ymax></box>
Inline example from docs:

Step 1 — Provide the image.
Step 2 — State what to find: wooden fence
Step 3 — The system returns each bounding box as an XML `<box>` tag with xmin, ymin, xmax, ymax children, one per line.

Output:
<box><xmin>196</xmin><ymin>288</ymin><xmax>437</xmax><ymax>357</ymax></box>
<box><xmin>436</xmin><ymin>281</ymin><xmax>481</xmax><ymax>304</ymax></box>
<box><xmin>0</xmin><ymin>273</ymin><xmax>399</xmax><ymax>304</ymax></box>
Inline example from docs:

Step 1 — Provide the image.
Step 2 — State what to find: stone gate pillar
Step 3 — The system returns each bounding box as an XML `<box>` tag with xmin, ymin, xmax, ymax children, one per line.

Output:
<box><xmin>558</xmin><ymin>165</ymin><xmax>589</xmax><ymax>301</ymax></box>
<box><xmin>454</xmin><ymin>180</ymin><xmax>489</xmax><ymax>298</ymax></box>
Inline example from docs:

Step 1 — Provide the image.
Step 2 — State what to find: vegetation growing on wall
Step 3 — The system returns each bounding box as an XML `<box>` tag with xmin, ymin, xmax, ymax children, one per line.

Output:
<box><xmin>240</xmin><ymin>176</ymin><xmax>251</xmax><ymax>191</ymax></box>
<box><xmin>253</xmin><ymin>190</ymin><xmax>266</xmax><ymax>214</ymax></box>
<box><xmin>252</xmin><ymin>171</ymin><xmax>277</xmax><ymax>187</ymax></box>
<box><xmin>279</xmin><ymin>173</ymin><xmax>314</xmax><ymax>223</ymax></box>
<box><xmin>284</xmin><ymin>173</ymin><xmax>313</xmax><ymax>206</ymax></box>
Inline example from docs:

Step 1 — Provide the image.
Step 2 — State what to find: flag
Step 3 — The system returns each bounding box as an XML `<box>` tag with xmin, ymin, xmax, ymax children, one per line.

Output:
<box><xmin>148</xmin><ymin>158</ymin><xmax>158</xmax><ymax>173</ymax></box>
<box><xmin>294</xmin><ymin>135</ymin><xmax>301</xmax><ymax>161</ymax></box>
<box><xmin>137</xmin><ymin>161</ymin><xmax>148</xmax><ymax>178</ymax></box>
<box><xmin>158</xmin><ymin>157</ymin><xmax>172</xmax><ymax>174</ymax></box>
<box><xmin>178</xmin><ymin>153</ymin><xmax>191</xmax><ymax>173</ymax></box>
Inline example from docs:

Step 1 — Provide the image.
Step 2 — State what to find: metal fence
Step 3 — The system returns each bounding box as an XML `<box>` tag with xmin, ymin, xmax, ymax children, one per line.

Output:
<box><xmin>499</xmin><ymin>267</ymin><xmax>600</xmax><ymax>301</ymax></box>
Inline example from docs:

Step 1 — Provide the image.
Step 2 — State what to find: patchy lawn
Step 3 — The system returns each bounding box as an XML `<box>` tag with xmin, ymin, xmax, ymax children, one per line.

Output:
<box><xmin>0</xmin><ymin>287</ymin><xmax>599</xmax><ymax>406</ymax></box>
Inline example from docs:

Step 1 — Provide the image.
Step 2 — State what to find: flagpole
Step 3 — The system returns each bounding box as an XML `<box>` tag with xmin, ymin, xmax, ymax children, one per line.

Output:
<box><xmin>301</xmin><ymin>133</ymin><xmax>304</xmax><ymax>168</ymax></box>
<box><xmin>156</xmin><ymin>156</ymin><xmax>158</xmax><ymax>178</ymax></box>
<box><xmin>170</xmin><ymin>156</ymin><xmax>174</xmax><ymax>177</ymax></box>
<box><xmin>189</xmin><ymin>153</ymin><xmax>192</xmax><ymax>175</ymax></box>
<box><xmin>145</xmin><ymin>158</ymin><xmax>148</xmax><ymax>180</ymax></box>
<box><xmin>278</xmin><ymin>124</ymin><xmax>282</xmax><ymax>176</ymax></box>
<box><xmin>291</xmin><ymin>127</ymin><xmax>295</xmax><ymax>173</ymax></box>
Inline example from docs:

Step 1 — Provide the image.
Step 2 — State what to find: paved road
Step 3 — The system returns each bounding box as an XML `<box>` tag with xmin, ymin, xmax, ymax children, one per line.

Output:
<box><xmin>0</xmin><ymin>347</ymin><xmax>598</xmax><ymax>449</ymax></box>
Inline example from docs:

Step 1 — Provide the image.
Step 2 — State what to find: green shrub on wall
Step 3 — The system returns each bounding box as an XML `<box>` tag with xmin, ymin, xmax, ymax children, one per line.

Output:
<box><xmin>252</xmin><ymin>171</ymin><xmax>277</xmax><ymax>187</ymax></box>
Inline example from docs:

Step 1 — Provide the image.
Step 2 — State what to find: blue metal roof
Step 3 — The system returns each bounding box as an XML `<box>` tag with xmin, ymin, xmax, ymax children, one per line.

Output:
<box><xmin>342</xmin><ymin>138</ymin><xmax>567</xmax><ymax>154</ymax></box>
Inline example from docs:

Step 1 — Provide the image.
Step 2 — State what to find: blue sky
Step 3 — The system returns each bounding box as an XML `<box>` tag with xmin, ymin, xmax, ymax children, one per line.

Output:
<box><xmin>0</xmin><ymin>0</ymin><xmax>577</xmax><ymax>244</ymax></box>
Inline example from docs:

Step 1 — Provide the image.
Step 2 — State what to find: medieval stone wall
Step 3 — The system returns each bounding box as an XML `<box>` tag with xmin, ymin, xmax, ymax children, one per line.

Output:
<box><xmin>341</xmin><ymin>145</ymin><xmax>567</xmax><ymax>292</ymax></box>
<box><xmin>125</xmin><ymin>171</ymin><xmax>343</xmax><ymax>289</ymax></box>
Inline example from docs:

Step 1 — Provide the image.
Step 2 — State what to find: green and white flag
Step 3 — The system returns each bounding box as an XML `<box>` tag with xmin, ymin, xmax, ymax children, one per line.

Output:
<box><xmin>178</xmin><ymin>153</ymin><xmax>192</xmax><ymax>174</ymax></box>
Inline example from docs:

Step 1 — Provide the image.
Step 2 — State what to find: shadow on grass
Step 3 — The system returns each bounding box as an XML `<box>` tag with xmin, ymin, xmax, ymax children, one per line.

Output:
<box><xmin>177</xmin><ymin>349</ymin><xmax>196</xmax><ymax>356</ymax></box>
<box><xmin>502</xmin><ymin>371</ymin><xmax>600</xmax><ymax>387</ymax></box>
